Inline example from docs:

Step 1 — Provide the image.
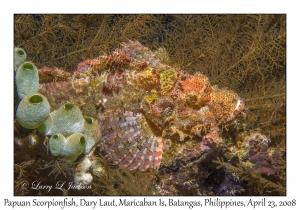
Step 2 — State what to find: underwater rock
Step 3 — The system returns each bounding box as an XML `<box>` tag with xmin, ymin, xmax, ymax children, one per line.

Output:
<box><xmin>157</xmin><ymin>160</ymin><xmax>201</xmax><ymax>195</ymax></box>
<box><xmin>235</xmin><ymin>132</ymin><xmax>284</xmax><ymax>176</ymax></box>
<box><xmin>16</xmin><ymin>93</ymin><xmax>50</xmax><ymax>129</ymax></box>
<box><xmin>14</xmin><ymin>47</ymin><xmax>26</xmax><ymax>70</ymax></box>
<box><xmin>247</xmin><ymin>133</ymin><xmax>284</xmax><ymax>176</ymax></box>
<box><xmin>214</xmin><ymin>171</ymin><xmax>245</xmax><ymax>196</ymax></box>
<box><xmin>15</xmin><ymin>62</ymin><xmax>39</xmax><ymax>99</ymax></box>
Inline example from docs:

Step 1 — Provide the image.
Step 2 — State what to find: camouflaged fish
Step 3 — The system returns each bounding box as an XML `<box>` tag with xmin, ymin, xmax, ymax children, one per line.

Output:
<box><xmin>38</xmin><ymin>40</ymin><xmax>245</xmax><ymax>171</ymax></box>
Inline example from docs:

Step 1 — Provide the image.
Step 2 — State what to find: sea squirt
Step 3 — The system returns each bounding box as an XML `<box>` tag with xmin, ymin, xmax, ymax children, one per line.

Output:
<box><xmin>16</xmin><ymin>93</ymin><xmax>50</xmax><ymax>129</ymax></box>
<box><xmin>15</xmin><ymin>61</ymin><xmax>39</xmax><ymax>99</ymax></box>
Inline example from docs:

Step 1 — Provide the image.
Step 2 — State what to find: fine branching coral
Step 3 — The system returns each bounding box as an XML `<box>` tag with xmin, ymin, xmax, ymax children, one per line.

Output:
<box><xmin>14</xmin><ymin>14</ymin><xmax>286</xmax><ymax>131</ymax></box>
<box><xmin>14</xmin><ymin>15</ymin><xmax>165</xmax><ymax>71</ymax></box>
<box><xmin>91</xmin><ymin>155</ymin><xmax>158</xmax><ymax>195</ymax></box>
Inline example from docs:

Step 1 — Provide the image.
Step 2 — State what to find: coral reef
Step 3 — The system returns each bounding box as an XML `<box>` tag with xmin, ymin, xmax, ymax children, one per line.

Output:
<box><xmin>14</xmin><ymin>14</ymin><xmax>286</xmax><ymax>196</ymax></box>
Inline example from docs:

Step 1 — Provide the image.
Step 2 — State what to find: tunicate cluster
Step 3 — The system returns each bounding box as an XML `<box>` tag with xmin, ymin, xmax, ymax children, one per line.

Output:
<box><xmin>47</xmin><ymin>103</ymin><xmax>85</xmax><ymax>136</ymax></box>
<box><xmin>14</xmin><ymin>47</ymin><xmax>101</xmax><ymax>163</ymax></box>
<box><xmin>38</xmin><ymin>104</ymin><xmax>101</xmax><ymax>161</ymax></box>
<box><xmin>15</xmin><ymin>48</ymin><xmax>50</xmax><ymax>128</ymax></box>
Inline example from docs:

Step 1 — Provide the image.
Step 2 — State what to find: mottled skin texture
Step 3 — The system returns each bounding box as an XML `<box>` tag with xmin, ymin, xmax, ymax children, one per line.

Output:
<box><xmin>38</xmin><ymin>40</ymin><xmax>245</xmax><ymax>171</ymax></box>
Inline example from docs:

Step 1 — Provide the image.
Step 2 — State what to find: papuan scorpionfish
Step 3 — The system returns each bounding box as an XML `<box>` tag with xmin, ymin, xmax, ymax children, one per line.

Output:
<box><xmin>37</xmin><ymin>40</ymin><xmax>245</xmax><ymax>171</ymax></box>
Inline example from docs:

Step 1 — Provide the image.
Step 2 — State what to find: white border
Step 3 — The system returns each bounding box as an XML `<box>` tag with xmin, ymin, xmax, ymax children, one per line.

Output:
<box><xmin>1</xmin><ymin>1</ymin><xmax>299</xmax><ymax>209</ymax></box>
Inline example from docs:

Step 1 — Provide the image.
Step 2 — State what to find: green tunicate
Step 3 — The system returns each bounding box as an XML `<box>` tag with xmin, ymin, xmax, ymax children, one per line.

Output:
<box><xmin>83</xmin><ymin>116</ymin><xmax>101</xmax><ymax>154</ymax></box>
<box><xmin>62</xmin><ymin>133</ymin><xmax>86</xmax><ymax>162</ymax></box>
<box><xmin>48</xmin><ymin>103</ymin><xmax>84</xmax><ymax>136</ymax></box>
<box><xmin>37</xmin><ymin>110</ymin><xmax>57</xmax><ymax>134</ymax></box>
<box><xmin>49</xmin><ymin>133</ymin><xmax>66</xmax><ymax>156</ymax></box>
<box><xmin>16</xmin><ymin>93</ymin><xmax>50</xmax><ymax>129</ymax></box>
<box><xmin>14</xmin><ymin>48</ymin><xmax>27</xmax><ymax>70</ymax></box>
<box><xmin>15</xmin><ymin>62</ymin><xmax>39</xmax><ymax>99</ymax></box>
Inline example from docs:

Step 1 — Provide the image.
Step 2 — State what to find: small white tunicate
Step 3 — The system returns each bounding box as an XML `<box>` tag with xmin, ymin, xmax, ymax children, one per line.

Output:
<box><xmin>82</xmin><ymin>173</ymin><xmax>93</xmax><ymax>185</ymax></box>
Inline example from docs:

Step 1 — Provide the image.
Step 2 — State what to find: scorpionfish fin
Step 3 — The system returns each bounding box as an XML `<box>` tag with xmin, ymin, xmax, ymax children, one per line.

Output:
<box><xmin>98</xmin><ymin>109</ymin><xmax>164</xmax><ymax>171</ymax></box>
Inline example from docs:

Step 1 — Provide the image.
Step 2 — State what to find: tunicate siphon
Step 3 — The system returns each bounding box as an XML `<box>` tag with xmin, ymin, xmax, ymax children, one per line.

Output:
<box><xmin>15</xmin><ymin>61</ymin><xmax>39</xmax><ymax>99</ymax></box>
<box><xmin>14</xmin><ymin>48</ymin><xmax>27</xmax><ymax>70</ymax></box>
<box><xmin>83</xmin><ymin>116</ymin><xmax>101</xmax><ymax>154</ymax></box>
<box><xmin>62</xmin><ymin>133</ymin><xmax>86</xmax><ymax>162</ymax></box>
<box><xmin>49</xmin><ymin>133</ymin><xmax>66</xmax><ymax>156</ymax></box>
<box><xmin>48</xmin><ymin>103</ymin><xmax>85</xmax><ymax>136</ymax></box>
<box><xmin>16</xmin><ymin>93</ymin><xmax>50</xmax><ymax>129</ymax></box>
